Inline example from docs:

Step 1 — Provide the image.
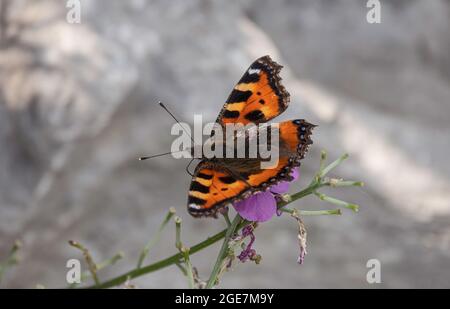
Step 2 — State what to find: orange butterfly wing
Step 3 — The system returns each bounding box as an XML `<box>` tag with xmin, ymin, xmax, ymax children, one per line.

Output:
<box><xmin>216</xmin><ymin>55</ymin><xmax>290</xmax><ymax>126</ymax></box>
<box><xmin>279</xmin><ymin>119</ymin><xmax>316</xmax><ymax>159</ymax></box>
<box><xmin>188</xmin><ymin>163</ymin><xmax>249</xmax><ymax>217</ymax></box>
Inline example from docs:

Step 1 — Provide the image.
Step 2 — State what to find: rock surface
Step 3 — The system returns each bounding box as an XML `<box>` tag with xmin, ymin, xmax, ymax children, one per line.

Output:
<box><xmin>0</xmin><ymin>0</ymin><xmax>449</xmax><ymax>288</ymax></box>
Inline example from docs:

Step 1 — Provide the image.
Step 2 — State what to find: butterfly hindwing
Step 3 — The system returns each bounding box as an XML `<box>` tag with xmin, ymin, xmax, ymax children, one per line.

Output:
<box><xmin>279</xmin><ymin>119</ymin><xmax>316</xmax><ymax>159</ymax></box>
<box><xmin>187</xmin><ymin>157</ymin><xmax>301</xmax><ymax>217</ymax></box>
<box><xmin>216</xmin><ymin>55</ymin><xmax>290</xmax><ymax>126</ymax></box>
<box><xmin>188</xmin><ymin>162</ymin><xmax>250</xmax><ymax>217</ymax></box>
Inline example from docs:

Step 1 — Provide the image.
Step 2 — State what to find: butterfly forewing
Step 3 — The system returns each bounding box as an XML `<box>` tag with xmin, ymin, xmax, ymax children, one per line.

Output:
<box><xmin>215</xmin><ymin>55</ymin><xmax>290</xmax><ymax>126</ymax></box>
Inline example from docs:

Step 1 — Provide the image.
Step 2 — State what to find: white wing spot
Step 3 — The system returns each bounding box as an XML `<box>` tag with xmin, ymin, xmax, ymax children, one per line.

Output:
<box><xmin>189</xmin><ymin>203</ymin><xmax>201</xmax><ymax>209</ymax></box>
<box><xmin>248</xmin><ymin>68</ymin><xmax>261</xmax><ymax>75</ymax></box>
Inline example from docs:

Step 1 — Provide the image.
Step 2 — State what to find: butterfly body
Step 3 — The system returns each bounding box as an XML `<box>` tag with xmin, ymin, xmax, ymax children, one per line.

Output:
<box><xmin>188</xmin><ymin>56</ymin><xmax>315</xmax><ymax>218</ymax></box>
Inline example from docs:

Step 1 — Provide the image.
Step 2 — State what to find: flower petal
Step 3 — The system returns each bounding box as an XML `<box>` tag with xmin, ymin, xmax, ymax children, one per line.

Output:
<box><xmin>291</xmin><ymin>167</ymin><xmax>300</xmax><ymax>181</ymax></box>
<box><xmin>270</xmin><ymin>181</ymin><xmax>290</xmax><ymax>194</ymax></box>
<box><xmin>237</xmin><ymin>226</ymin><xmax>257</xmax><ymax>262</ymax></box>
<box><xmin>233</xmin><ymin>192</ymin><xmax>277</xmax><ymax>222</ymax></box>
<box><xmin>270</xmin><ymin>167</ymin><xmax>300</xmax><ymax>194</ymax></box>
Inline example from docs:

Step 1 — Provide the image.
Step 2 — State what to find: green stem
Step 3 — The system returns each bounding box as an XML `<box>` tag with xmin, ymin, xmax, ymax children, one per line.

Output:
<box><xmin>281</xmin><ymin>208</ymin><xmax>342</xmax><ymax>216</ymax></box>
<box><xmin>68</xmin><ymin>240</ymin><xmax>100</xmax><ymax>286</ymax></box>
<box><xmin>329</xmin><ymin>180</ymin><xmax>364</xmax><ymax>187</ymax></box>
<box><xmin>315</xmin><ymin>192</ymin><xmax>359</xmax><ymax>212</ymax></box>
<box><xmin>277</xmin><ymin>182</ymin><xmax>322</xmax><ymax>209</ymax></box>
<box><xmin>319</xmin><ymin>153</ymin><xmax>349</xmax><ymax>177</ymax></box>
<box><xmin>181</xmin><ymin>247</ymin><xmax>194</xmax><ymax>289</ymax></box>
<box><xmin>0</xmin><ymin>241</ymin><xmax>21</xmax><ymax>285</ymax></box>
<box><xmin>206</xmin><ymin>215</ymin><xmax>242</xmax><ymax>289</ymax></box>
<box><xmin>137</xmin><ymin>208</ymin><xmax>175</xmax><ymax>268</ymax></box>
<box><xmin>223</xmin><ymin>212</ymin><xmax>232</xmax><ymax>227</ymax></box>
<box><xmin>76</xmin><ymin>251</ymin><xmax>124</xmax><ymax>285</ymax></box>
<box><xmin>175</xmin><ymin>262</ymin><xmax>187</xmax><ymax>276</ymax></box>
<box><xmin>85</xmin><ymin>224</ymin><xmax>239</xmax><ymax>289</ymax></box>
<box><xmin>175</xmin><ymin>216</ymin><xmax>182</xmax><ymax>250</ymax></box>
<box><xmin>98</xmin><ymin>252</ymin><xmax>124</xmax><ymax>270</ymax></box>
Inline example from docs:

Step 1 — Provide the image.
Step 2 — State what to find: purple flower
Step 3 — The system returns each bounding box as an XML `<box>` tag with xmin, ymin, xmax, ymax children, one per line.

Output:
<box><xmin>233</xmin><ymin>167</ymin><xmax>299</xmax><ymax>222</ymax></box>
<box><xmin>237</xmin><ymin>225</ymin><xmax>256</xmax><ymax>262</ymax></box>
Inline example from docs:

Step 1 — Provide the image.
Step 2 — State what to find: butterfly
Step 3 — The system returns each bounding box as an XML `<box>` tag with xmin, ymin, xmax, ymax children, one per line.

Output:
<box><xmin>188</xmin><ymin>56</ymin><xmax>315</xmax><ymax>217</ymax></box>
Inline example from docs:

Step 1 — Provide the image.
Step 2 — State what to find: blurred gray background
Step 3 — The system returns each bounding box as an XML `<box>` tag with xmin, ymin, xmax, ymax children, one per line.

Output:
<box><xmin>0</xmin><ymin>0</ymin><xmax>449</xmax><ymax>288</ymax></box>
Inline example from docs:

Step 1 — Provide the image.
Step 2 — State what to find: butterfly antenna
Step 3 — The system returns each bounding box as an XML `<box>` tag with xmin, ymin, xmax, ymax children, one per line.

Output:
<box><xmin>140</xmin><ymin>101</ymin><xmax>197</xmax><ymax>162</ymax></box>
<box><xmin>139</xmin><ymin>151</ymin><xmax>174</xmax><ymax>161</ymax></box>
<box><xmin>139</xmin><ymin>149</ymin><xmax>190</xmax><ymax>161</ymax></box>
<box><xmin>159</xmin><ymin>101</ymin><xmax>195</xmax><ymax>144</ymax></box>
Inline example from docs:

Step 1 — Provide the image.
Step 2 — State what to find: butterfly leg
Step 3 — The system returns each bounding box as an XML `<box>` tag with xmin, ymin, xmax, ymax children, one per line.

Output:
<box><xmin>185</xmin><ymin>158</ymin><xmax>197</xmax><ymax>177</ymax></box>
